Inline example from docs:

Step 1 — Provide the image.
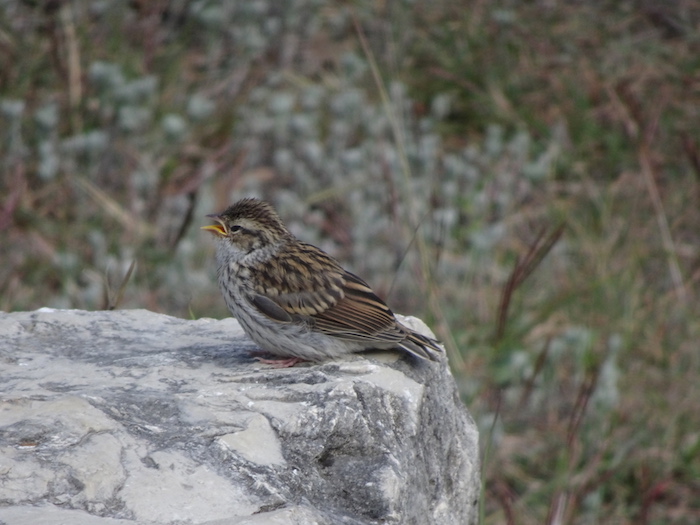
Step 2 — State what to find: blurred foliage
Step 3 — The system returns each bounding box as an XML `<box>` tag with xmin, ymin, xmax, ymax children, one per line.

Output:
<box><xmin>1</xmin><ymin>0</ymin><xmax>700</xmax><ymax>523</ymax></box>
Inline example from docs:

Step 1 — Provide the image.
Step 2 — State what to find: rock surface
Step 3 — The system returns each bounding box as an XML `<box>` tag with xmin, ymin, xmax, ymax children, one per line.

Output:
<box><xmin>0</xmin><ymin>309</ymin><xmax>479</xmax><ymax>525</ymax></box>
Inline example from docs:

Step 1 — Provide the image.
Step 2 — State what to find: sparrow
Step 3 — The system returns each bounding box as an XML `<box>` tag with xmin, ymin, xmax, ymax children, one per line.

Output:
<box><xmin>201</xmin><ymin>198</ymin><xmax>443</xmax><ymax>367</ymax></box>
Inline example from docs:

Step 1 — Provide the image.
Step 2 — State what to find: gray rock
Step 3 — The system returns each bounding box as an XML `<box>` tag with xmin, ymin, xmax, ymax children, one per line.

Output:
<box><xmin>0</xmin><ymin>308</ymin><xmax>479</xmax><ymax>524</ymax></box>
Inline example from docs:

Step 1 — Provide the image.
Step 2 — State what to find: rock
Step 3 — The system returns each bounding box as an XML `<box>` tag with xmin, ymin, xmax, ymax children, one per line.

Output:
<box><xmin>0</xmin><ymin>308</ymin><xmax>480</xmax><ymax>524</ymax></box>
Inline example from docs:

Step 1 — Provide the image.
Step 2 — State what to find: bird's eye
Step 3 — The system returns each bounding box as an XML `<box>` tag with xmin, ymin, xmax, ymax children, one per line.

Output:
<box><xmin>230</xmin><ymin>225</ymin><xmax>242</xmax><ymax>233</ymax></box>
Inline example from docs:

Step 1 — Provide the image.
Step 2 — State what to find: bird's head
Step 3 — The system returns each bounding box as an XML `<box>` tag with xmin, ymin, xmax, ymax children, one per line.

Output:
<box><xmin>201</xmin><ymin>198</ymin><xmax>292</xmax><ymax>256</ymax></box>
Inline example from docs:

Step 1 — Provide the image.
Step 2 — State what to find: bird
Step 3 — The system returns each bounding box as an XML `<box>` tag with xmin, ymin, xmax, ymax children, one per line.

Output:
<box><xmin>201</xmin><ymin>198</ymin><xmax>443</xmax><ymax>367</ymax></box>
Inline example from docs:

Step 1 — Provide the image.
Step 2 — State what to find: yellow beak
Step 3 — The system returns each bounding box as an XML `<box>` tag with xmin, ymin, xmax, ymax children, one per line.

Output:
<box><xmin>201</xmin><ymin>215</ymin><xmax>227</xmax><ymax>236</ymax></box>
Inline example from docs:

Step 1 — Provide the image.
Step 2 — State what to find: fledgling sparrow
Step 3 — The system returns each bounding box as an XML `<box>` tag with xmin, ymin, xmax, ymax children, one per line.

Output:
<box><xmin>202</xmin><ymin>198</ymin><xmax>443</xmax><ymax>367</ymax></box>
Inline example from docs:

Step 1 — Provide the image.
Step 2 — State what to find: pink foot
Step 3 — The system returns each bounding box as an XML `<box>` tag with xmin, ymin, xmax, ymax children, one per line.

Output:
<box><xmin>254</xmin><ymin>356</ymin><xmax>307</xmax><ymax>368</ymax></box>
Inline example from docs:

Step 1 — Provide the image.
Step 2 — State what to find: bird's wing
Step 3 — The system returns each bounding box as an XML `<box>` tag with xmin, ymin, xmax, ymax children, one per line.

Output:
<box><xmin>248</xmin><ymin>243</ymin><xmax>405</xmax><ymax>344</ymax></box>
<box><xmin>310</xmin><ymin>271</ymin><xmax>406</xmax><ymax>344</ymax></box>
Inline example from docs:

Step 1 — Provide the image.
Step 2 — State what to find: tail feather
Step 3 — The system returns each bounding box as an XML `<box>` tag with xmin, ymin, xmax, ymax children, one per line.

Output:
<box><xmin>399</xmin><ymin>329</ymin><xmax>444</xmax><ymax>362</ymax></box>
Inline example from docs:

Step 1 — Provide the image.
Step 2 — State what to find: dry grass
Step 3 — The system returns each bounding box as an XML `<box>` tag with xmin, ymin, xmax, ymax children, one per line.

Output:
<box><xmin>404</xmin><ymin>2</ymin><xmax>700</xmax><ymax>522</ymax></box>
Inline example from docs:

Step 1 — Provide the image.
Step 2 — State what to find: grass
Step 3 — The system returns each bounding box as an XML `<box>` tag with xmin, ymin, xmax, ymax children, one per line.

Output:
<box><xmin>408</xmin><ymin>3</ymin><xmax>700</xmax><ymax>522</ymax></box>
<box><xmin>1</xmin><ymin>1</ymin><xmax>699</xmax><ymax>523</ymax></box>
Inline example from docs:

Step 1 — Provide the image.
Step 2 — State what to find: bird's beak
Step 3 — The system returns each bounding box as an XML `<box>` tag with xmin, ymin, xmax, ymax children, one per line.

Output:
<box><xmin>201</xmin><ymin>214</ymin><xmax>227</xmax><ymax>236</ymax></box>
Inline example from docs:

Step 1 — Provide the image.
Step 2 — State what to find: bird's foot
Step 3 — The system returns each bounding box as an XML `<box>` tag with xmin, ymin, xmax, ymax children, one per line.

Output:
<box><xmin>253</xmin><ymin>355</ymin><xmax>307</xmax><ymax>368</ymax></box>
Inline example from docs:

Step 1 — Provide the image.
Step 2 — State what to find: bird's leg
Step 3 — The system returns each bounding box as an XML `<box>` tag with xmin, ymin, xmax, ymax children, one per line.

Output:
<box><xmin>253</xmin><ymin>355</ymin><xmax>307</xmax><ymax>368</ymax></box>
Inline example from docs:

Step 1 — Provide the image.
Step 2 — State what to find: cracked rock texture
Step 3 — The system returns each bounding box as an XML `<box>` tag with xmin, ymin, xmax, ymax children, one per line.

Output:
<box><xmin>0</xmin><ymin>309</ymin><xmax>479</xmax><ymax>525</ymax></box>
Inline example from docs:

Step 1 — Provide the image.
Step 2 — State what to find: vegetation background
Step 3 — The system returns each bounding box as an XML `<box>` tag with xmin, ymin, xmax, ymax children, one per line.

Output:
<box><xmin>1</xmin><ymin>0</ymin><xmax>699</xmax><ymax>522</ymax></box>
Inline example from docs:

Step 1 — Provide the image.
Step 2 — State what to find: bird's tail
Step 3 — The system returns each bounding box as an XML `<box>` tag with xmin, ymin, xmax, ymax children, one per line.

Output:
<box><xmin>399</xmin><ymin>329</ymin><xmax>444</xmax><ymax>362</ymax></box>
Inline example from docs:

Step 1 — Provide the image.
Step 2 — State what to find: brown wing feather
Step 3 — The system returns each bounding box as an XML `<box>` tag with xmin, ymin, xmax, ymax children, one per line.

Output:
<box><xmin>249</xmin><ymin>242</ymin><xmax>346</xmax><ymax>317</ymax></box>
<box><xmin>247</xmin><ymin>243</ymin><xmax>403</xmax><ymax>344</ymax></box>
<box><xmin>312</xmin><ymin>272</ymin><xmax>405</xmax><ymax>343</ymax></box>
